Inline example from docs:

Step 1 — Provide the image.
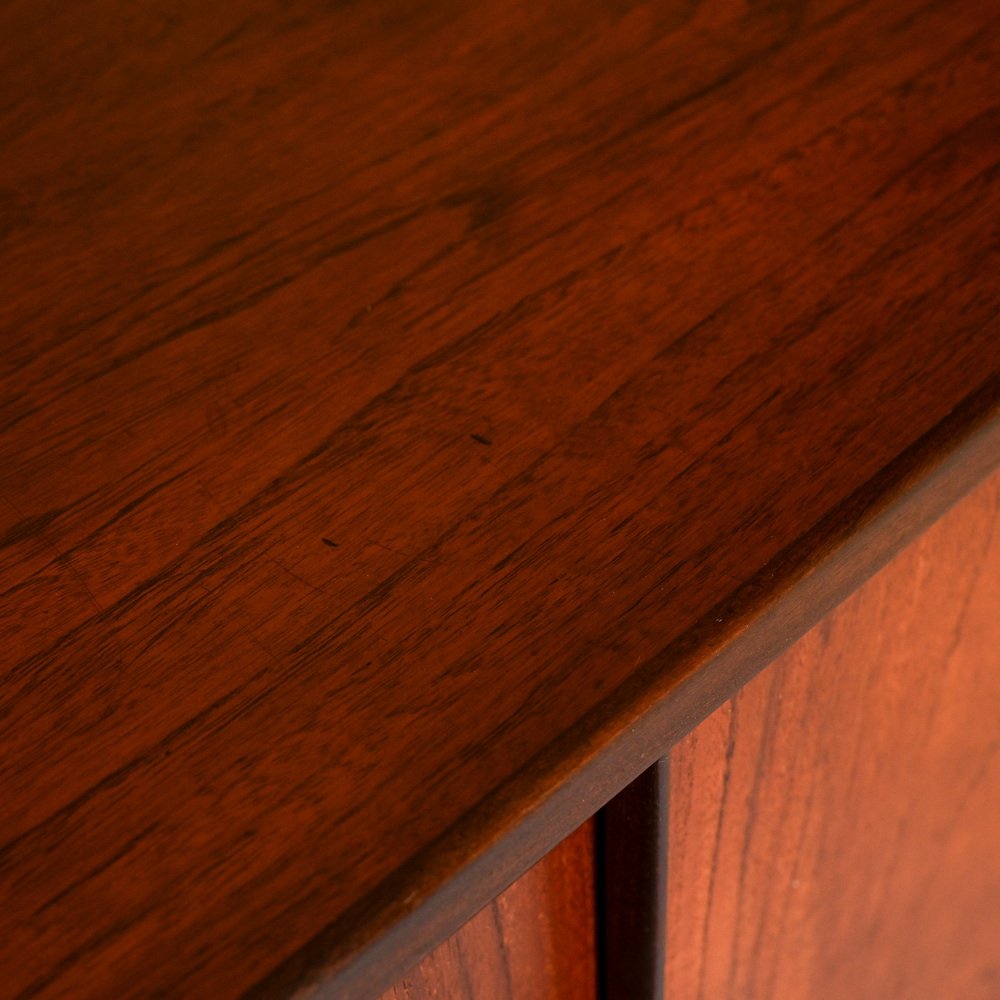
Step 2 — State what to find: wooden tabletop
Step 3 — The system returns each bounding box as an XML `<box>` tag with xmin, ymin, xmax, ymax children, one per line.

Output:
<box><xmin>2</xmin><ymin>1</ymin><xmax>999</xmax><ymax>997</ymax></box>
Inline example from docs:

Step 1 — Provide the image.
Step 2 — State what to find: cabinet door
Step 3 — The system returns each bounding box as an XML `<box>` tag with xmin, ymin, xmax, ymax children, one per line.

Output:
<box><xmin>667</xmin><ymin>469</ymin><xmax>1000</xmax><ymax>999</ymax></box>
<box><xmin>381</xmin><ymin>819</ymin><xmax>596</xmax><ymax>1000</ymax></box>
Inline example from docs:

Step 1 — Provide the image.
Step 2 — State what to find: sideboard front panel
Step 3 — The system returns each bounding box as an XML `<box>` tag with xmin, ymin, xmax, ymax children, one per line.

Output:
<box><xmin>381</xmin><ymin>819</ymin><xmax>596</xmax><ymax>1000</ymax></box>
<box><xmin>667</xmin><ymin>469</ymin><xmax>1000</xmax><ymax>999</ymax></box>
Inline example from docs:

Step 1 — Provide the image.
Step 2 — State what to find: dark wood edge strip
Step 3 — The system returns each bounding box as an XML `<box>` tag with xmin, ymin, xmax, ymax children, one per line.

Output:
<box><xmin>597</xmin><ymin>758</ymin><xmax>669</xmax><ymax>1000</ymax></box>
<box><xmin>245</xmin><ymin>374</ymin><xmax>1000</xmax><ymax>1000</ymax></box>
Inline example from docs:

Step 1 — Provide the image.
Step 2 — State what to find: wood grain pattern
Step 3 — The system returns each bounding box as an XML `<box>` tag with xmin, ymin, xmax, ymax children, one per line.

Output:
<box><xmin>1</xmin><ymin>0</ymin><xmax>999</xmax><ymax>997</ymax></box>
<box><xmin>380</xmin><ymin>820</ymin><xmax>595</xmax><ymax>1000</ymax></box>
<box><xmin>667</xmin><ymin>468</ymin><xmax>1000</xmax><ymax>1000</ymax></box>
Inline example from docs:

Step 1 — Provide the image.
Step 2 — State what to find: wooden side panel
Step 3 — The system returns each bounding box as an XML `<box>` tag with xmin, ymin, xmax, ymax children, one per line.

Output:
<box><xmin>380</xmin><ymin>819</ymin><xmax>596</xmax><ymax>1000</ymax></box>
<box><xmin>666</xmin><ymin>470</ymin><xmax>1000</xmax><ymax>999</ymax></box>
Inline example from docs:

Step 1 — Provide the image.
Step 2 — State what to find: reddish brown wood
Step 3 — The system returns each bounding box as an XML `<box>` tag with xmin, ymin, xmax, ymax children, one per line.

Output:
<box><xmin>1</xmin><ymin>1</ymin><xmax>999</xmax><ymax>997</ymax></box>
<box><xmin>667</xmin><ymin>469</ymin><xmax>1000</xmax><ymax>1000</ymax></box>
<box><xmin>379</xmin><ymin>820</ymin><xmax>596</xmax><ymax>1000</ymax></box>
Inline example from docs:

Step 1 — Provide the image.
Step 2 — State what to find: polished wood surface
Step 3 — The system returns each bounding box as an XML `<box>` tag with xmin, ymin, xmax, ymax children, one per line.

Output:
<box><xmin>1</xmin><ymin>0</ymin><xmax>999</xmax><ymax>997</ymax></box>
<box><xmin>667</xmin><ymin>469</ymin><xmax>1000</xmax><ymax>1000</ymax></box>
<box><xmin>380</xmin><ymin>821</ymin><xmax>595</xmax><ymax>1000</ymax></box>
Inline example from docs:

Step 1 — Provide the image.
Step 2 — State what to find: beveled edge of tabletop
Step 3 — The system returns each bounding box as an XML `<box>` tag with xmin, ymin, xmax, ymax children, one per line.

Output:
<box><xmin>243</xmin><ymin>375</ymin><xmax>1000</xmax><ymax>1000</ymax></box>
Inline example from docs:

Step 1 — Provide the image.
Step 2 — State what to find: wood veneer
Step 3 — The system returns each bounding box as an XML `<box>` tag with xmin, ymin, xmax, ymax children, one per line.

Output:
<box><xmin>1</xmin><ymin>0</ymin><xmax>998</xmax><ymax>997</ymax></box>
<box><xmin>375</xmin><ymin>467</ymin><xmax>1000</xmax><ymax>1000</ymax></box>
<box><xmin>380</xmin><ymin>821</ymin><xmax>596</xmax><ymax>1000</ymax></box>
<box><xmin>667</xmin><ymin>469</ymin><xmax>1000</xmax><ymax>1000</ymax></box>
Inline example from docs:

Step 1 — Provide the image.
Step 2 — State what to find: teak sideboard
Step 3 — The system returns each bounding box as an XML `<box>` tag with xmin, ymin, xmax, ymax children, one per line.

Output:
<box><xmin>1</xmin><ymin>1</ymin><xmax>998</xmax><ymax>998</ymax></box>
